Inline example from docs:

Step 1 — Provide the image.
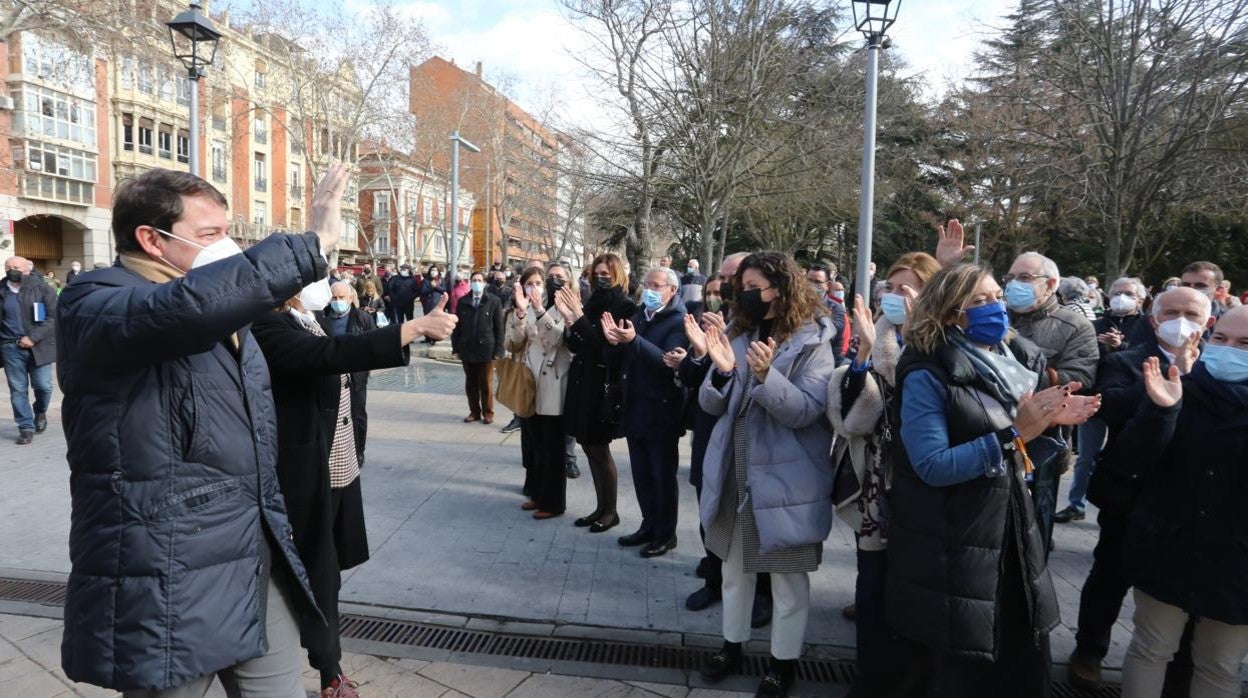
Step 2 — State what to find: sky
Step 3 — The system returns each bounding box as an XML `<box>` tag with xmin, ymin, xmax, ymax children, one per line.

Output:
<box><xmin>299</xmin><ymin>0</ymin><xmax>1015</xmax><ymax>130</ymax></box>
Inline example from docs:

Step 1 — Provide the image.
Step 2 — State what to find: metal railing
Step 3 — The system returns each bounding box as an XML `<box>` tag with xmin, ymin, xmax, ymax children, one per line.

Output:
<box><xmin>255</xmin><ymin>177</ymin><xmax>268</xmax><ymax>192</ymax></box>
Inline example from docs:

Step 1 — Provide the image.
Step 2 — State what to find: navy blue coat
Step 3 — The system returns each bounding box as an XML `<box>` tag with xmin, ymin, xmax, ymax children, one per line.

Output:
<box><xmin>1119</xmin><ymin>364</ymin><xmax>1248</xmax><ymax>624</ymax></box>
<box><xmin>613</xmin><ymin>299</ymin><xmax>688</xmax><ymax>439</ymax></box>
<box><xmin>57</xmin><ymin>233</ymin><xmax>326</xmax><ymax>691</ymax></box>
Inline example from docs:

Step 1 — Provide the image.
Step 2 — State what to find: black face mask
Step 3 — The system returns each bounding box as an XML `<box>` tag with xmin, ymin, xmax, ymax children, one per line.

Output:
<box><xmin>719</xmin><ymin>282</ymin><xmax>735</xmax><ymax>302</ymax></box>
<box><xmin>546</xmin><ymin>276</ymin><xmax>566</xmax><ymax>294</ymax></box>
<box><xmin>491</xmin><ymin>277</ymin><xmax>505</xmax><ymax>288</ymax></box>
<box><xmin>5</xmin><ymin>269</ymin><xmax>22</xmax><ymax>284</ymax></box>
<box><xmin>737</xmin><ymin>288</ymin><xmax>770</xmax><ymax>324</ymax></box>
<box><xmin>593</xmin><ymin>277</ymin><xmax>613</xmax><ymax>292</ymax></box>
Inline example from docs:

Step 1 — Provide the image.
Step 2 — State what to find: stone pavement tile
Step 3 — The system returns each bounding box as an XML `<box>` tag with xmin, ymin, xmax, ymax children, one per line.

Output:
<box><xmin>0</xmin><ymin>614</ymin><xmax>61</xmax><ymax>642</ymax></box>
<box><xmin>504</xmin><ymin>673</ymin><xmax>648</xmax><ymax>698</ymax></box>
<box><xmin>4</xmin><ymin>666</ymin><xmax>75</xmax><ymax>696</ymax></box>
<box><xmin>623</xmin><ymin>679</ymin><xmax>690</xmax><ymax>697</ymax></box>
<box><xmin>417</xmin><ymin>661</ymin><xmax>529</xmax><ymax>698</ymax></box>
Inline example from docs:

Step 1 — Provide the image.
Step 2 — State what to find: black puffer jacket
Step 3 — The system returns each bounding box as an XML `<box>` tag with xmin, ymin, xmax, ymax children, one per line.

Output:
<box><xmin>57</xmin><ymin>233</ymin><xmax>327</xmax><ymax>691</ymax></box>
<box><xmin>886</xmin><ymin>337</ymin><xmax>1060</xmax><ymax>661</ymax></box>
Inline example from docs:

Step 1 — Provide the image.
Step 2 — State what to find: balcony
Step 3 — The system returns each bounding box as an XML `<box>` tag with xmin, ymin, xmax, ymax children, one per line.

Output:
<box><xmin>212</xmin><ymin>166</ymin><xmax>227</xmax><ymax>183</ymax></box>
<box><xmin>255</xmin><ymin>177</ymin><xmax>268</xmax><ymax>192</ymax></box>
<box><xmin>290</xmin><ymin>184</ymin><xmax>303</xmax><ymax>199</ymax></box>
<box><xmin>254</xmin><ymin>130</ymin><xmax>268</xmax><ymax>145</ymax></box>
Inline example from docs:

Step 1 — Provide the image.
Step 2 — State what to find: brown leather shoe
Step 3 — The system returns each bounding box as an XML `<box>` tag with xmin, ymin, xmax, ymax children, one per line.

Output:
<box><xmin>532</xmin><ymin>510</ymin><xmax>560</xmax><ymax>520</ymax></box>
<box><xmin>1067</xmin><ymin>649</ymin><xmax>1102</xmax><ymax>690</ymax></box>
<box><xmin>463</xmin><ymin>415</ymin><xmax>480</xmax><ymax>423</ymax></box>
<box><xmin>483</xmin><ymin>417</ymin><xmax>493</xmax><ymax>425</ymax></box>
<box><xmin>842</xmin><ymin>602</ymin><xmax>857</xmax><ymax>622</ymax></box>
<box><xmin>521</xmin><ymin>500</ymin><xmax>538</xmax><ymax>511</ymax></box>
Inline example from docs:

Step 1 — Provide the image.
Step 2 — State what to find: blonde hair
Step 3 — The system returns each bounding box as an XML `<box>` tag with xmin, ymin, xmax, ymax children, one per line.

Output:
<box><xmin>905</xmin><ymin>263</ymin><xmax>993</xmax><ymax>354</ymax></box>
<box><xmin>885</xmin><ymin>252</ymin><xmax>941</xmax><ymax>288</ymax></box>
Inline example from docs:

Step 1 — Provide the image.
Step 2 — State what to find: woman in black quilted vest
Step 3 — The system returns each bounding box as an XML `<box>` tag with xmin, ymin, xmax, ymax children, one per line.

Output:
<box><xmin>886</xmin><ymin>263</ymin><xmax>1100</xmax><ymax>697</ymax></box>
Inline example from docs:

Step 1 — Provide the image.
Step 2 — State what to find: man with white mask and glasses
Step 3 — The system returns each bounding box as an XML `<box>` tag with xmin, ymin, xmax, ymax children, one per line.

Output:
<box><xmin>57</xmin><ymin>165</ymin><xmax>369</xmax><ymax>696</ymax></box>
<box><xmin>1066</xmin><ymin>287</ymin><xmax>1211</xmax><ymax>693</ymax></box>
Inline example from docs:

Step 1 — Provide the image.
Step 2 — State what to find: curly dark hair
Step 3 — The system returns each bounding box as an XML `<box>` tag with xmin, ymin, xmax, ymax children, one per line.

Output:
<box><xmin>729</xmin><ymin>251</ymin><xmax>826</xmax><ymax>343</ymax></box>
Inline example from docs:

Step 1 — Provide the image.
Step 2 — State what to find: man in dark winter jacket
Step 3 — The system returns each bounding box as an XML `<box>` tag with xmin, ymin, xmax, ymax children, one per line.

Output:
<box><xmin>452</xmin><ymin>271</ymin><xmax>505</xmax><ymax>424</ymax></box>
<box><xmin>1004</xmin><ymin>252</ymin><xmax>1098</xmax><ymax>549</ymax></box>
<box><xmin>57</xmin><ymin>165</ymin><xmax>350</xmax><ymax>694</ymax></box>
<box><xmin>1066</xmin><ymin>287</ymin><xmax>1212</xmax><ymax>693</ymax></box>
<box><xmin>0</xmin><ymin>256</ymin><xmax>57</xmax><ymax>444</ymax></box>
<box><xmin>387</xmin><ymin>263</ymin><xmax>420</xmax><ymax>324</ymax></box>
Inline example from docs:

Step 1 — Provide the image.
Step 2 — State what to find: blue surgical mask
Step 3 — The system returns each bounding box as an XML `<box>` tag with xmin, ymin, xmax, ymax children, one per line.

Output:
<box><xmin>641</xmin><ymin>288</ymin><xmax>665</xmax><ymax>312</ymax></box>
<box><xmin>470</xmin><ymin>280</ymin><xmax>485</xmax><ymax>295</ymax></box>
<box><xmin>1005</xmin><ymin>280</ymin><xmax>1039</xmax><ymax>311</ymax></box>
<box><xmin>833</xmin><ymin>290</ymin><xmax>845</xmax><ymax>301</ymax></box>
<box><xmin>1200</xmin><ymin>344</ymin><xmax>1248</xmax><ymax>383</ymax></box>
<box><xmin>327</xmin><ymin>299</ymin><xmax>350</xmax><ymax>317</ymax></box>
<box><xmin>880</xmin><ymin>293</ymin><xmax>907</xmax><ymax>326</ymax></box>
<box><xmin>964</xmin><ymin>301</ymin><xmax>1011</xmax><ymax>346</ymax></box>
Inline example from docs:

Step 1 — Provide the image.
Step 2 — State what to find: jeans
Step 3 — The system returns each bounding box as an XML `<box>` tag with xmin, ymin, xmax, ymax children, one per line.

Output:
<box><xmin>1068</xmin><ymin>417</ymin><xmax>1107</xmax><ymax>511</ymax></box>
<box><xmin>1123</xmin><ymin>590</ymin><xmax>1248</xmax><ymax>698</ymax></box>
<box><xmin>0</xmin><ymin>342</ymin><xmax>52</xmax><ymax>432</ymax></box>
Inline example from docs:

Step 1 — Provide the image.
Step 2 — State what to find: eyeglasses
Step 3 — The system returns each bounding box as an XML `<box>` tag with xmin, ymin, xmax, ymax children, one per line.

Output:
<box><xmin>642</xmin><ymin>281</ymin><xmax>670</xmax><ymax>291</ymax></box>
<box><xmin>1002</xmin><ymin>273</ymin><xmax>1048</xmax><ymax>284</ymax></box>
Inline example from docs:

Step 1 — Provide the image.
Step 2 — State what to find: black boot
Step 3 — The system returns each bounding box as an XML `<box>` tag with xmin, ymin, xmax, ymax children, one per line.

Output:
<box><xmin>756</xmin><ymin>657</ymin><xmax>796</xmax><ymax>697</ymax></box>
<box><xmin>700</xmin><ymin>640</ymin><xmax>742</xmax><ymax>683</ymax></box>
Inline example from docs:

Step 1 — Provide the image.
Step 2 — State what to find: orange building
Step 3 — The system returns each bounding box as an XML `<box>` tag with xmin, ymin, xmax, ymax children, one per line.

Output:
<box><xmin>409</xmin><ymin>57</ymin><xmax>559</xmax><ymax>269</ymax></box>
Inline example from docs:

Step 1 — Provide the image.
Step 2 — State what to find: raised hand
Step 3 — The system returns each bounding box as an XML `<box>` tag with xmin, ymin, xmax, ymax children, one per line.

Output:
<box><xmin>684</xmin><ymin>313</ymin><xmax>709</xmax><ymax>358</ymax></box>
<box><xmin>706</xmin><ymin>327</ymin><xmax>736</xmax><ymax>374</ymax></box>
<box><xmin>1174</xmin><ymin>331</ymin><xmax>1201</xmax><ymax>375</ymax></box>
<box><xmin>513</xmin><ymin>284</ymin><xmax>530</xmax><ymax>313</ymax></box>
<box><xmin>1142</xmin><ymin>356</ymin><xmax>1182</xmax><ymax>407</ymax></box>
<box><xmin>663</xmin><ymin>347</ymin><xmax>687</xmax><ymax>369</ymax></box>
<box><xmin>851</xmin><ymin>294</ymin><xmax>876</xmax><ymax>360</ymax></box>
<box><xmin>556</xmin><ymin>286</ymin><xmax>583</xmax><ymax>321</ymax></box>
<box><xmin>411</xmin><ymin>294</ymin><xmax>457</xmax><ymax>342</ymax></box>
<box><xmin>309</xmin><ymin>162</ymin><xmax>350</xmax><ymax>253</ymax></box>
<box><xmin>601</xmin><ymin>312</ymin><xmax>619</xmax><ymax>345</ymax></box>
<box><xmin>746</xmin><ymin>337</ymin><xmax>777</xmax><ymax>383</ymax></box>
<box><xmin>935</xmin><ymin>218</ymin><xmax>974</xmax><ymax>267</ymax></box>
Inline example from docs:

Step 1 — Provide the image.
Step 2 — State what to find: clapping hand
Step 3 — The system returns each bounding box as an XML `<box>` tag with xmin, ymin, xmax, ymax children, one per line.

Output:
<box><xmin>1173</xmin><ymin>331</ymin><xmax>1201</xmax><ymax>375</ymax></box>
<box><xmin>1097</xmin><ymin>328</ymin><xmax>1124</xmax><ymax>349</ymax></box>
<box><xmin>935</xmin><ymin>218</ymin><xmax>974</xmax><ymax>267</ymax></box>
<box><xmin>746</xmin><ymin>337</ymin><xmax>777</xmax><ymax>383</ymax></box>
<box><xmin>513</xmin><ymin>284</ymin><xmax>530</xmax><ymax>313</ymax></box>
<box><xmin>663</xmin><ymin>347</ymin><xmax>687</xmax><ymax>369</ymax></box>
<box><xmin>1014</xmin><ymin>382</ymin><xmax>1100</xmax><ymax>441</ymax></box>
<box><xmin>851</xmin><ymin>294</ymin><xmax>875</xmax><ymax>360</ymax></box>
<box><xmin>556</xmin><ymin>286</ymin><xmax>583</xmax><ymax>322</ymax></box>
<box><xmin>706</xmin><ymin>326</ymin><xmax>736</xmax><ymax>374</ymax></box>
<box><xmin>684</xmin><ymin>314</ymin><xmax>709</xmax><ymax>359</ymax></box>
<box><xmin>1143</xmin><ymin>356</ymin><xmax>1183</xmax><ymax>407</ymax></box>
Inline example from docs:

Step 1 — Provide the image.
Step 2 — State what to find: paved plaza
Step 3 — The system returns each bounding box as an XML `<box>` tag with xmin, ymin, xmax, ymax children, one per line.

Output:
<box><xmin>0</xmin><ymin>358</ymin><xmax>1142</xmax><ymax>696</ymax></box>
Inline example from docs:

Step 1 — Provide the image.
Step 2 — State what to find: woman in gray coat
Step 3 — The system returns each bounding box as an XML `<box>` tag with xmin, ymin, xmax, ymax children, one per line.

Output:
<box><xmin>692</xmin><ymin>251</ymin><xmax>836</xmax><ymax>697</ymax></box>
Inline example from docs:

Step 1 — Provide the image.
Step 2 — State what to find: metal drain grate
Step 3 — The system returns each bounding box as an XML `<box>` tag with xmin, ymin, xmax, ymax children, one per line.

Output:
<box><xmin>339</xmin><ymin>614</ymin><xmax>856</xmax><ymax>684</ymax></box>
<box><xmin>0</xmin><ymin>576</ymin><xmax>1121</xmax><ymax>694</ymax></box>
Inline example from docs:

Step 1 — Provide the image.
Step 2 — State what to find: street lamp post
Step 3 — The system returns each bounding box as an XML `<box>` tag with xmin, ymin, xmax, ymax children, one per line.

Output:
<box><xmin>167</xmin><ymin>2</ymin><xmax>221</xmax><ymax>177</ymax></box>
<box><xmin>449</xmin><ymin>131</ymin><xmax>480</xmax><ymax>287</ymax></box>
<box><xmin>851</xmin><ymin>0</ymin><xmax>901</xmax><ymax>304</ymax></box>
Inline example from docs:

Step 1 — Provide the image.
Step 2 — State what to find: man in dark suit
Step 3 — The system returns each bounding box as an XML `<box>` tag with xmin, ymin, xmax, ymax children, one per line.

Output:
<box><xmin>452</xmin><ymin>271</ymin><xmax>505</xmax><ymax>424</ymax></box>
<box><xmin>1068</xmin><ymin>287</ymin><xmax>1212</xmax><ymax>692</ymax></box>
<box><xmin>608</xmin><ymin>266</ymin><xmax>689</xmax><ymax>558</ymax></box>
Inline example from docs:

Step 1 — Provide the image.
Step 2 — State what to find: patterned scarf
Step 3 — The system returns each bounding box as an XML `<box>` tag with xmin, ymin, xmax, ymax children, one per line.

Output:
<box><xmin>947</xmin><ymin>329</ymin><xmax>1037</xmax><ymax>418</ymax></box>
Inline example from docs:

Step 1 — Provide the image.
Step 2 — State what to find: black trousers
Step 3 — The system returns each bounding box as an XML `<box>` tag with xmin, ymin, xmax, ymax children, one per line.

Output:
<box><xmin>529</xmin><ymin>415</ymin><xmax>567</xmax><ymax>514</ymax></box>
<box><xmin>301</xmin><ymin>477</ymin><xmax>368</xmax><ymax>678</ymax></box>
<box><xmin>625</xmin><ymin>436</ymin><xmax>680</xmax><ymax>541</ymax></box>
<box><xmin>520</xmin><ymin>417</ymin><xmax>535</xmax><ymax>497</ymax></box>
<box><xmin>1075</xmin><ymin>509</ymin><xmax>1195</xmax><ymax>696</ymax></box>
<box><xmin>392</xmin><ymin>302</ymin><xmax>415</xmax><ymax>325</ymax></box>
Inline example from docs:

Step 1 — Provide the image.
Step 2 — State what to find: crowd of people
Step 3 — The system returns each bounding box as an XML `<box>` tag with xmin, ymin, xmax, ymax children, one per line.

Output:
<box><xmin>2</xmin><ymin>163</ymin><xmax>1236</xmax><ymax>698</ymax></box>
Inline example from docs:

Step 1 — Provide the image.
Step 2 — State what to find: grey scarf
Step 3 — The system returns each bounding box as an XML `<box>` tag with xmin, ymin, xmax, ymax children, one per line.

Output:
<box><xmin>947</xmin><ymin>329</ymin><xmax>1037</xmax><ymax>418</ymax></box>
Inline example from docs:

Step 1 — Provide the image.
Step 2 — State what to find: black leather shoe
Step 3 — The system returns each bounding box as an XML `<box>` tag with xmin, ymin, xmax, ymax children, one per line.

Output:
<box><xmin>685</xmin><ymin>585</ymin><xmax>722</xmax><ymax>611</ymax></box>
<box><xmin>1054</xmin><ymin>505</ymin><xmax>1086</xmax><ymax>523</ymax></box>
<box><xmin>34</xmin><ymin>414</ymin><xmax>47</xmax><ymax>433</ymax></box>
<box><xmin>640</xmin><ymin>537</ymin><xmax>676</xmax><ymax>558</ymax></box>
<box><xmin>700</xmin><ymin>642</ymin><xmax>742</xmax><ymax>683</ymax></box>
<box><xmin>751</xmin><ymin>593</ymin><xmax>773</xmax><ymax>628</ymax></box>
<box><xmin>15</xmin><ymin>430</ymin><xmax>33</xmax><ymax>445</ymax></box>
<box><xmin>695</xmin><ymin>556</ymin><xmax>712</xmax><ymax>579</ymax></box>
<box><xmin>589</xmin><ymin>513</ymin><xmax>619</xmax><ymax>533</ymax></box>
<box><xmin>573</xmin><ymin>513</ymin><xmax>600</xmax><ymax>528</ymax></box>
<box><xmin>755</xmin><ymin>658</ymin><xmax>796</xmax><ymax>697</ymax></box>
<box><xmin>617</xmin><ymin>529</ymin><xmax>652</xmax><ymax>547</ymax></box>
<box><xmin>565</xmin><ymin>461</ymin><xmax>581</xmax><ymax>479</ymax></box>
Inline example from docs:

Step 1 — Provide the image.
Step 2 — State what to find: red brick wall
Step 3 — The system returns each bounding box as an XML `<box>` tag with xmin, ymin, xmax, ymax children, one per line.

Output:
<box><xmin>230</xmin><ymin>91</ymin><xmax>250</xmax><ymax>220</ymax></box>
<box><xmin>272</xmin><ymin>107</ymin><xmax>287</xmax><ymax>226</ymax></box>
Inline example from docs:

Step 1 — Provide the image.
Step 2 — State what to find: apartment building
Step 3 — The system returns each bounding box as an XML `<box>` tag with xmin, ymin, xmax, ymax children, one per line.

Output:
<box><xmin>357</xmin><ymin>146</ymin><xmax>475</xmax><ymax>271</ymax></box>
<box><xmin>0</xmin><ymin>0</ymin><xmax>363</xmax><ymax>277</ymax></box>
<box><xmin>409</xmin><ymin>57</ymin><xmax>560</xmax><ymax>269</ymax></box>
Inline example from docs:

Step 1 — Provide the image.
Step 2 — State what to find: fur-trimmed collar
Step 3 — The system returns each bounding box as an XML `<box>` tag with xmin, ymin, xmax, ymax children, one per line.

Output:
<box><xmin>873</xmin><ymin>316</ymin><xmax>903</xmax><ymax>388</ymax></box>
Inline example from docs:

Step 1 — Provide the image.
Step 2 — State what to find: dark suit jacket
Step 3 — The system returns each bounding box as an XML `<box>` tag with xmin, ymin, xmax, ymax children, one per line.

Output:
<box><xmin>613</xmin><ymin>300</ymin><xmax>689</xmax><ymax>439</ymax></box>
<box><xmin>0</xmin><ymin>273</ymin><xmax>58</xmax><ymax>366</ymax></box>
<box><xmin>451</xmin><ymin>292</ymin><xmax>505</xmax><ymax>363</ymax></box>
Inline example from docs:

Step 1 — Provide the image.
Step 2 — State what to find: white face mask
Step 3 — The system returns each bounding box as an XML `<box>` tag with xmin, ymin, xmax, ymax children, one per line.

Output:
<box><xmin>1156</xmin><ymin>317</ymin><xmax>1204</xmax><ymax>348</ymax></box>
<box><xmin>298</xmin><ymin>277</ymin><xmax>333</xmax><ymax>312</ymax></box>
<box><xmin>156</xmin><ymin>229</ymin><xmax>243</xmax><ymax>272</ymax></box>
<box><xmin>1109</xmin><ymin>294</ymin><xmax>1137</xmax><ymax>315</ymax></box>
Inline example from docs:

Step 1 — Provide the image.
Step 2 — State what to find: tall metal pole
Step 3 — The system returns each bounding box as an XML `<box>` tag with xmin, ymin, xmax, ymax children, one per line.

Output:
<box><xmin>484</xmin><ymin>162</ymin><xmax>492</xmax><ymax>270</ymax></box>
<box><xmin>854</xmin><ymin>36</ymin><xmax>881</xmax><ymax>305</ymax></box>
<box><xmin>450</xmin><ymin>134</ymin><xmax>461</xmax><ymax>288</ymax></box>
<box><xmin>974</xmin><ymin>222</ymin><xmax>982</xmax><ymax>265</ymax></box>
<box><xmin>188</xmin><ymin>71</ymin><xmax>200</xmax><ymax>175</ymax></box>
